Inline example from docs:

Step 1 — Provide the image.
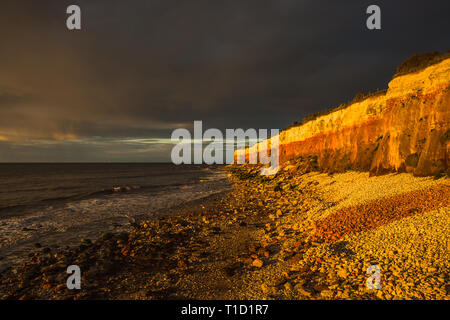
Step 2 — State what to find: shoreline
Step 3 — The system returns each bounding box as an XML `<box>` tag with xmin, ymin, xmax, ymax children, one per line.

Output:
<box><xmin>0</xmin><ymin>166</ymin><xmax>448</xmax><ymax>300</ymax></box>
<box><xmin>0</xmin><ymin>167</ymin><xmax>231</xmax><ymax>273</ymax></box>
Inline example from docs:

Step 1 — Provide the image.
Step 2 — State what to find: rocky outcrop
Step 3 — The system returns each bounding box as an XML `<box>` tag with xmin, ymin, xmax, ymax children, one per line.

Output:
<box><xmin>238</xmin><ymin>58</ymin><xmax>450</xmax><ymax>176</ymax></box>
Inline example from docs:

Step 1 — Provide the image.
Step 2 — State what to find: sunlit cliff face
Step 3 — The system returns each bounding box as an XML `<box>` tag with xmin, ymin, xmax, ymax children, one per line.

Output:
<box><xmin>240</xmin><ymin>59</ymin><xmax>450</xmax><ymax>176</ymax></box>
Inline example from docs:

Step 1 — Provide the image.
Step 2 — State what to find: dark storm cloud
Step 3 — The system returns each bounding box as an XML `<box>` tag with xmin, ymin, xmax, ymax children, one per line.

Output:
<box><xmin>0</xmin><ymin>0</ymin><xmax>449</xmax><ymax>161</ymax></box>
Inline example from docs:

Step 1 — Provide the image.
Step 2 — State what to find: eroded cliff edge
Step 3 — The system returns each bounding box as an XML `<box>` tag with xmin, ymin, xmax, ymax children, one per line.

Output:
<box><xmin>239</xmin><ymin>57</ymin><xmax>450</xmax><ymax>176</ymax></box>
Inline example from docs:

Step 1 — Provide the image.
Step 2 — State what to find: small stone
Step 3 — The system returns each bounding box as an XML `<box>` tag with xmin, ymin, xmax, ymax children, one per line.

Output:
<box><xmin>42</xmin><ymin>247</ymin><xmax>51</xmax><ymax>254</ymax></box>
<box><xmin>55</xmin><ymin>284</ymin><xmax>66</xmax><ymax>292</ymax></box>
<box><xmin>337</xmin><ymin>268</ymin><xmax>348</xmax><ymax>279</ymax></box>
<box><xmin>80</xmin><ymin>238</ymin><xmax>92</xmax><ymax>245</ymax></box>
<box><xmin>320</xmin><ymin>289</ymin><xmax>334</xmax><ymax>298</ymax></box>
<box><xmin>273</xmin><ymin>277</ymin><xmax>287</xmax><ymax>286</ymax></box>
<box><xmin>252</xmin><ymin>259</ymin><xmax>264</xmax><ymax>268</ymax></box>
<box><xmin>284</xmin><ymin>282</ymin><xmax>293</xmax><ymax>291</ymax></box>
<box><xmin>341</xmin><ymin>289</ymin><xmax>350</xmax><ymax>299</ymax></box>
<box><xmin>295</xmin><ymin>284</ymin><xmax>311</xmax><ymax>297</ymax></box>
<box><xmin>42</xmin><ymin>283</ymin><xmax>52</xmax><ymax>290</ymax></box>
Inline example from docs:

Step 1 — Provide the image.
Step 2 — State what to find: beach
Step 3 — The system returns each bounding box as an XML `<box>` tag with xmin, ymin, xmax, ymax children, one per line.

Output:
<box><xmin>0</xmin><ymin>165</ymin><xmax>448</xmax><ymax>300</ymax></box>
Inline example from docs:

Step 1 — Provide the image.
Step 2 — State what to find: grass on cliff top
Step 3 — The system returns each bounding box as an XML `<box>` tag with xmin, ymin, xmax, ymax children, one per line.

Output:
<box><xmin>393</xmin><ymin>51</ymin><xmax>450</xmax><ymax>78</ymax></box>
<box><xmin>284</xmin><ymin>89</ymin><xmax>387</xmax><ymax>131</ymax></box>
<box><xmin>284</xmin><ymin>51</ymin><xmax>450</xmax><ymax>132</ymax></box>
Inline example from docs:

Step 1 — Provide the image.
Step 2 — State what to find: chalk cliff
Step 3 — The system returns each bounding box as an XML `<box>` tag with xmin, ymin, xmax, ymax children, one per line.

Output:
<box><xmin>237</xmin><ymin>57</ymin><xmax>450</xmax><ymax>176</ymax></box>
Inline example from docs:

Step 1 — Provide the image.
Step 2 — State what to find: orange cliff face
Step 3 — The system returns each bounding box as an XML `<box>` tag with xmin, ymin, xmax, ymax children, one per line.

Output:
<box><xmin>236</xmin><ymin>58</ymin><xmax>450</xmax><ymax>176</ymax></box>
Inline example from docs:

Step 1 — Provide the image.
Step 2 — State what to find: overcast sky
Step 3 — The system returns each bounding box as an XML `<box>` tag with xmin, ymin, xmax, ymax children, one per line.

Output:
<box><xmin>0</xmin><ymin>0</ymin><xmax>449</xmax><ymax>162</ymax></box>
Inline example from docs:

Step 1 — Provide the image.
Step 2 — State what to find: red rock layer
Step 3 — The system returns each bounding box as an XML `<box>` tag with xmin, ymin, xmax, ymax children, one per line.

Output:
<box><xmin>279</xmin><ymin>116</ymin><xmax>384</xmax><ymax>173</ymax></box>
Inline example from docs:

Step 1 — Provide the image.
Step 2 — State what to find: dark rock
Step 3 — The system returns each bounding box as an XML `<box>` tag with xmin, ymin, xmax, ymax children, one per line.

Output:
<box><xmin>102</xmin><ymin>233</ymin><xmax>114</xmax><ymax>240</ymax></box>
<box><xmin>42</xmin><ymin>247</ymin><xmax>51</xmax><ymax>254</ymax></box>
<box><xmin>223</xmin><ymin>262</ymin><xmax>243</xmax><ymax>277</ymax></box>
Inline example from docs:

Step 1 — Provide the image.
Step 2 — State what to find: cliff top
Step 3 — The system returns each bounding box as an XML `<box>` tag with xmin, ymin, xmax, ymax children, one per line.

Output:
<box><xmin>393</xmin><ymin>51</ymin><xmax>450</xmax><ymax>78</ymax></box>
<box><xmin>285</xmin><ymin>51</ymin><xmax>450</xmax><ymax>132</ymax></box>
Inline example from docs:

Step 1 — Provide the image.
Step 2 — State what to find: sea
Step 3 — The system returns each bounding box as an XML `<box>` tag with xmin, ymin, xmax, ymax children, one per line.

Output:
<box><xmin>0</xmin><ymin>163</ymin><xmax>231</xmax><ymax>270</ymax></box>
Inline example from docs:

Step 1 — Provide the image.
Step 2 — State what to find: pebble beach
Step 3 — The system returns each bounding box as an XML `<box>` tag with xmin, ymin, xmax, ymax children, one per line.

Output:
<box><xmin>0</xmin><ymin>165</ymin><xmax>448</xmax><ymax>300</ymax></box>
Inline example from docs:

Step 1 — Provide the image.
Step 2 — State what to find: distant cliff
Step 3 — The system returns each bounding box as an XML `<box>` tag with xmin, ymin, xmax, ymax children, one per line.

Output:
<box><xmin>237</xmin><ymin>54</ymin><xmax>450</xmax><ymax>176</ymax></box>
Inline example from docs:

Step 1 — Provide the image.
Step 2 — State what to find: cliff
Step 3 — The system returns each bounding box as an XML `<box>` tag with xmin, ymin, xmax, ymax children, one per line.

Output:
<box><xmin>237</xmin><ymin>56</ymin><xmax>450</xmax><ymax>176</ymax></box>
